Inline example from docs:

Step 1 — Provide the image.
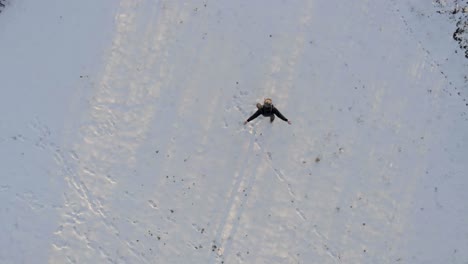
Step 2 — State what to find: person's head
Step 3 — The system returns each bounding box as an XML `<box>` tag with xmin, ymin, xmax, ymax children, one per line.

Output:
<box><xmin>264</xmin><ymin>98</ymin><xmax>272</xmax><ymax>105</ymax></box>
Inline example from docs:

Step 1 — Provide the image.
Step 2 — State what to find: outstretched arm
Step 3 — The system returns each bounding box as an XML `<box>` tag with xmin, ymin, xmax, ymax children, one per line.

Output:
<box><xmin>244</xmin><ymin>109</ymin><xmax>262</xmax><ymax>124</ymax></box>
<box><xmin>273</xmin><ymin>108</ymin><xmax>291</xmax><ymax>124</ymax></box>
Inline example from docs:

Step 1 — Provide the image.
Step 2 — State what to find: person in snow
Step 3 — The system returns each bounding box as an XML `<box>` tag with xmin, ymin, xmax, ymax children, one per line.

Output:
<box><xmin>244</xmin><ymin>98</ymin><xmax>291</xmax><ymax>125</ymax></box>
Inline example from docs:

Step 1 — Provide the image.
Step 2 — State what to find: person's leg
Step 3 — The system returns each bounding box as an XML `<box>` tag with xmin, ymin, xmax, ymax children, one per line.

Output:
<box><xmin>270</xmin><ymin>114</ymin><xmax>275</xmax><ymax>123</ymax></box>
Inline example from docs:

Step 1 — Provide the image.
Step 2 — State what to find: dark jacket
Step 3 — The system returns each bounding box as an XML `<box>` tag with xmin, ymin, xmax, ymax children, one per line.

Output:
<box><xmin>246</xmin><ymin>104</ymin><xmax>289</xmax><ymax>122</ymax></box>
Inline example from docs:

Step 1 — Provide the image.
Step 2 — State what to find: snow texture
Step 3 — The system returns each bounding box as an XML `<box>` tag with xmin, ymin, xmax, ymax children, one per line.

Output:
<box><xmin>0</xmin><ymin>1</ymin><xmax>7</xmax><ymax>13</ymax></box>
<box><xmin>1</xmin><ymin>0</ymin><xmax>468</xmax><ymax>263</ymax></box>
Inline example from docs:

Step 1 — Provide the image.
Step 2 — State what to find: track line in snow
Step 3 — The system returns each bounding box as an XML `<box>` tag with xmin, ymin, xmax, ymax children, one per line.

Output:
<box><xmin>49</xmin><ymin>0</ymin><xmax>187</xmax><ymax>262</ymax></box>
<box><xmin>209</xmin><ymin>129</ymin><xmax>255</xmax><ymax>262</ymax></box>
<box><xmin>262</xmin><ymin>0</ymin><xmax>313</xmax><ymax>106</ymax></box>
<box><xmin>207</xmin><ymin>3</ymin><xmax>315</xmax><ymax>260</ymax></box>
<box><xmin>212</xmin><ymin>128</ymin><xmax>280</xmax><ymax>263</ymax></box>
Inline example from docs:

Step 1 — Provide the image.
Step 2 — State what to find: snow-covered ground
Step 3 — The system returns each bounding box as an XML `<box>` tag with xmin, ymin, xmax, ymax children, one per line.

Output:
<box><xmin>1</xmin><ymin>0</ymin><xmax>468</xmax><ymax>263</ymax></box>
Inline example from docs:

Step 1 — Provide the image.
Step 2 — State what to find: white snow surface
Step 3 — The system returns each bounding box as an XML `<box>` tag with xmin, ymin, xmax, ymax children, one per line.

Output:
<box><xmin>1</xmin><ymin>0</ymin><xmax>468</xmax><ymax>263</ymax></box>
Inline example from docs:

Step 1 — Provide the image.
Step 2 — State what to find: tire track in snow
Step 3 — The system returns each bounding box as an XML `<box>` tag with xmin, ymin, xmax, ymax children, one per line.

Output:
<box><xmin>262</xmin><ymin>145</ymin><xmax>307</xmax><ymax>222</ymax></box>
<box><xmin>262</xmin><ymin>0</ymin><xmax>312</xmax><ymax>105</ymax></box>
<box><xmin>50</xmin><ymin>0</ymin><xmax>146</xmax><ymax>261</ymax></box>
<box><xmin>260</xmin><ymin>0</ymin><xmax>313</xmax><ymax>222</ymax></box>
<box><xmin>49</xmin><ymin>0</ymin><xmax>185</xmax><ymax>262</ymax></box>
<box><xmin>218</xmin><ymin>128</ymin><xmax>306</xmax><ymax>263</ymax></box>
<box><xmin>212</xmin><ymin>122</ymin><xmax>302</xmax><ymax>263</ymax></box>
<box><xmin>209</xmin><ymin>128</ymin><xmax>256</xmax><ymax>262</ymax></box>
<box><xmin>341</xmin><ymin>3</ymin><xmax>447</xmax><ymax>262</ymax></box>
<box><xmin>211</xmin><ymin>2</ymin><xmax>316</xmax><ymax>262</ymax></box>
<box><xmin>49</xmin><ymin>2</ymin><xmax>143</xmax><ymax>262</ymax></box>
<box><xmin>267</xmin><ymin>0</ymin><xmax>349</xmax><ymax>261</ymax></box>
<box><xmin>260</xmin><ymin>0</ymin><xmax>314</xmax><ymax>250</ymax></box>
<box><xmin>103</xmin><ymin>1</ymin><xmax>239</xmax><ymax>262</ymax></box>
<box><xmin>295</xmin><ymin>2</ymin><xmax>438</xmax><ymax>262</ymax></box>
